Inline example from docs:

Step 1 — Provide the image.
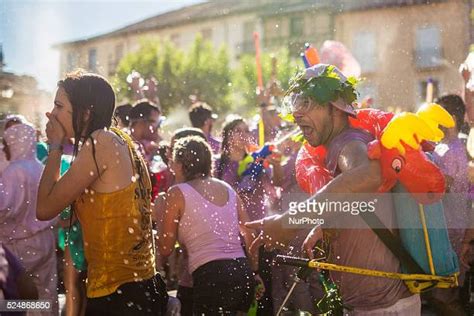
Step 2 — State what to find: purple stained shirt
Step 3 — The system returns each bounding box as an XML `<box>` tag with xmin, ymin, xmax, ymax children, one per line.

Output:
<box><xmin>280</xmin><ymin>150</ymin><xmax>300</xmax><ymax>193</ymax></box>
<box><xmin>321</xmin><ymin>127</ymin><xmax>410</xmax><ymax>310</ymax></box>
<box><xmin>206</xmin><ymin>134</ymin><xmax>221</xmax><ymax>155</ymax></box>
<box><xmin>250</xmin><ymin>126</ymin><xmax>280</xmax><ymax>145</ymax></box>
<box><xmin>433</xmin><ymin>137</ymin><xmax>471</xmax><ymax>285</ymax></box>
<box><xmin>434</xmin><ymin>138</ymin><xmax>470</xmax><ymax>194</ymax></box>
<box><xmin>218</xmin><ymin>159</ymin><xmax>271</xmax><ymax>221</ymax></box>
<box><xmin>433</xmin><ymin>138</ymin><xmax>470</xmax><ymax>229</ymax></box>
<box><xmin>275</xmin><ymin>150</ymin><xmax>310</xmax><ymax>213</ymax></box>
<box><xmin>1</xmin><ymin>244</ymin><xmax>24</xmax><ymax>300</ymax></box>
<box><xmin>0</xmin><ymin>125</ymin><xmax>55</xmax><ymax>241</ymax></box>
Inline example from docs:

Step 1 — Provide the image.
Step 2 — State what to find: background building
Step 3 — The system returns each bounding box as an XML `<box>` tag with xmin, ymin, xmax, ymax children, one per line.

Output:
<box><xmin>0</xmin><ymin>45</ymin><xmax>51</xmax><ymax>134</ymax></box>
<box><xmin>54</xmin><ymin>0</ymin><xmax>471</xmax><ymax>111</ymax></box>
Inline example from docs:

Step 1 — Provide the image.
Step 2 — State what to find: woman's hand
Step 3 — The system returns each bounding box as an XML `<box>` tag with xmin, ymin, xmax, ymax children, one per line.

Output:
<box><xmin>45</xmin><ymin>112</ymin><xmax>66</xmax><ymax>145</ymax></box>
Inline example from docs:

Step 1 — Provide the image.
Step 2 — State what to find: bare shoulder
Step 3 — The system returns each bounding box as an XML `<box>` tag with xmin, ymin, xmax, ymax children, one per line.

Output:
<box><xmin>167</xmin><ymin>185</ymin><xmax>185</xmax><ymax>209</ymax></box>
<box><xmin>90</xmin><ymin>129</ymin><xmax>126</xmax><ymax>148</ymax></box>
<box><xmin>168</xmin><ymin>185</ymin><xmax>185</xmax><ymax>199</ymax></box>
<box><xmin>338</xmin><ymin>140</ymin><xmax>370</xmax><ymax>172</ymax></box>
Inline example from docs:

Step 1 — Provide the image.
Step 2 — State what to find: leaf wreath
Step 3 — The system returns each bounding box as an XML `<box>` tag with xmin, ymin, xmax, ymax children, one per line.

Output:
<box><xmin>281</xmin><ymin>65</ymin><xmax>360</xmax><ymax>123</ymax></box>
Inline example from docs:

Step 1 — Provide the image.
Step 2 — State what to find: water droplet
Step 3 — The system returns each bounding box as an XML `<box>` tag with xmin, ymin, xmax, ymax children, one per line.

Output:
<box><xmin>128</xmin><ymin>227</ymin><xmax>135</xmax><ymax>234</ymax></box>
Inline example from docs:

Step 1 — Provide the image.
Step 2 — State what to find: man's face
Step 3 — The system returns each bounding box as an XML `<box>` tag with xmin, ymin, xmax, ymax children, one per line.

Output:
<box><xmin>131</xmin><ymin>110</ymin><xmax>161</xmax><ymax>141</ymax></box>
<box><xmin>292</xmin><ymin>96</ymin><xmax>334</xmax><ymax>147</ymax></box>
<box><xmin>203</xmin><ymin>117</ymin><xmax>214</xmax><ymax>134</ymax></box>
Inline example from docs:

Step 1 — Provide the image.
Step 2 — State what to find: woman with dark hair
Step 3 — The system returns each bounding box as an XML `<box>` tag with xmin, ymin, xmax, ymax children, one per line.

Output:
<box><xmin>216</xmin><ymin>116</ymin><xmax>272</xmax><ymax>221</ymax></box>
<box><xmin>161</xmin><ymin>127</ymin><xmax>207</xmax><ymax>316</ymax></box>
<box><xmin>1</xmin><ymin>120</ymin><xmax>58</xmax><ymax>315</ymax></box>
<box><xmin>113</xmin><ymin>103</ymin><xmax>132</xmax><ymax>130</ymax></box>
<box><xmin>36</xmin><ymin>71</ymin><xmax>168</xmax><ymax>315</ymax></box>
<box><xmin>155</xmin><ymin>136</ymin><xmax>263</xmax><ymax>315</ymax></box>
<box><xmin>217</xmin><ymin>116</ymin><xmax>276</xmax><ymax>314</ymax></box>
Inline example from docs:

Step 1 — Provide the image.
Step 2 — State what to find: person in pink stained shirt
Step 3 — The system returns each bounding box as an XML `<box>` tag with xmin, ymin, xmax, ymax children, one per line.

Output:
<box><xmin>155</xmin><ymin>136</ymin><xmax>264</xmax><ymax>314</ymax></box>
<box><xmin>1</xmin><ymin>122</ymin><xmax>58</xmax><ymax>315</ymax></box>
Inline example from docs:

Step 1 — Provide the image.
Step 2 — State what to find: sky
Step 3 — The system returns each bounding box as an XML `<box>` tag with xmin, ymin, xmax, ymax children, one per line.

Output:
<box><xmin>0</xmin><ymin>0</ymin><xmax>204</xmax><ymax>91</ymax></box>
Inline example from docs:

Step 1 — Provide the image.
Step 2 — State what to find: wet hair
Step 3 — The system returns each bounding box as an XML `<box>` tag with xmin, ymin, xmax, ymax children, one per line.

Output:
<box><xmin>4</xmin><ymin>114</ymin><xmax>28</xmax><ymax>131</ymax></box>
<box><xmin>114</xmin><ymin>103</ymin><xmax>132</xmax><ymax>127</ymax></box>
<box><xmin>434</xmin><ymin>94</ymin><xmax>466</xmax><ymax>131</ymax></box>
<box><xmin>169</xmin><ymin>128</ymin><xmax>208</xmax><ymax>168</ymax></box>
<box><xmin>57</xmin><ymin>70</ymin><xmax>115</xmax><ymax>174</ymax></box>
<box><xmin>157</xmin><ymin>141</ymin><xmax>170</xmax><ymax>166</ymax></box>
<box><xmin>129</xmin><ymin>99</ymin><xmax>161</xmax><ymax>123</ymax></box>
<box><xmin>216</xmin><ymin>116</ymin><xmax>245</xmax><ymax>179</ymax></box>
<box><xmin>172</xmin><ymin>127</ymin><xmax>207</xmax><ymax>143</ymax></box>
<box><xmin>173</xmin><ymin>136</ymin><xmax>212</xmax><ymax>181</ymax></box>
<box><xmin>188</xmin><ymin>102</ymin><xmax>214</xmax><ymax>128</ymax></box>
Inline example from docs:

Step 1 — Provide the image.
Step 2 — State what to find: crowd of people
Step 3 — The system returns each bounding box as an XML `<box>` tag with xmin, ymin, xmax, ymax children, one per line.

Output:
<box><xmin>0</xmin><ymin>61</ymin><xmax>473</xmax><ymax>316</ymax></box>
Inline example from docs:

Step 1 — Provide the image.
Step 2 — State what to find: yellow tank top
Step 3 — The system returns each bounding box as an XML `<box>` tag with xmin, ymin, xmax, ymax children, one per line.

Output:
<box><xmin>75</xmin><ymin>128</ymin><xmax>156</xmax><ymax>298</ymax></box>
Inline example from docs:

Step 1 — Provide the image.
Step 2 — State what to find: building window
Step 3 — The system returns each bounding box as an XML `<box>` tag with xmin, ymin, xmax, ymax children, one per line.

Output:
<box><xmin>243</xmin><ymin>21</ymin><xmax>255</xmax><ymax>38</ymax></box>
<box><xmin>290</xmin><ymin>16</ymin><xmax>304</xmax><ymax>37</ymax></box>
<box><xmin>201</xmin><ymin>28</ymin><xmax>212</xmax><ymax>41</ymax></box>
<box><xmin>88</xmin><ymin>48</ymin><xmax>97</xmax><ymax>72</ymax></box>
<box><xmin>415</xmin><ymin>26</ymin><xmax>442</xmax><ymax>68</ymax></box>
<box><xmin>418</xmin><ymin>78</ymin><xmax>440</xmax><ymax>103</ymax></box>
<box><xmin>67</xmin><ymin>51</ymin><xmax>79</xmax><ymax>71</ymax></box>
<box><xmin>353</xmin><ymin>31</ymin><xmax>376</xmax><ymax>73</ymax></box>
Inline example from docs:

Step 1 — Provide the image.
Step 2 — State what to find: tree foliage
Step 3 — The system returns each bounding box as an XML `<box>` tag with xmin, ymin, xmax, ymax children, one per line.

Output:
<box><xmin>233</xmin><ymin>48</ymin><xmax>300</xmax><ymax>115</ymax></box>
<box><xmin>114</xmin><ymin>35</ymin><xmax>232</xmax><ymax>113</ymax></box>
<box><xmin>114</xmin><ymin>37</ymin><xmax>300</xmax><ymax>115</ymax></box>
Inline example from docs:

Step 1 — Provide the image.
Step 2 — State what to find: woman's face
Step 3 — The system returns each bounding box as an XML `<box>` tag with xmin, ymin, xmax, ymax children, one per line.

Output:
<box><xmin>229</xmin><ymin>122</ymin><xmax>250</xmax><ymax>150</ymax></box>
<box><xmin>51</xmin><ymin>87</ymin><xmax>74</xmax><ymax>138</ymax></box>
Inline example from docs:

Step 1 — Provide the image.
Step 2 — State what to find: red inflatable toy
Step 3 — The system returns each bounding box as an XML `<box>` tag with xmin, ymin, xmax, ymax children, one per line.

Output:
<box><xmin>295</xmin><ymin>108</ymin><xmax>394</xmax><ymax>194</ymax></box>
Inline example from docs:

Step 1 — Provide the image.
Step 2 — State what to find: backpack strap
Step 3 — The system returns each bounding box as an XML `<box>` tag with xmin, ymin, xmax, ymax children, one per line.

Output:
<box><xmin>359</xmin><ymin>211</ymin><xmax>425</xmax><ymax>275</ymax></box>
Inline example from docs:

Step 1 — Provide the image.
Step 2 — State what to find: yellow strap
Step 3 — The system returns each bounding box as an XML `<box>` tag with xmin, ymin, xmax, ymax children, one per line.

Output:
<box><xmin>307</xmin><ymin>261</ymin><xmax>457</xmax><ymax>286</ymax></box>
<box><xmin>418</xmin><ymin>203</ymin><xmax>436</xmax><ymax>275</ymax></box>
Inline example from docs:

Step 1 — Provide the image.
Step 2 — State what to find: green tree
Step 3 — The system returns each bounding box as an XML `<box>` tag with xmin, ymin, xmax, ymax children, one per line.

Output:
<box><xmin>181</xmin><ymin>35</ymin><xmax>232</xmax><ymax>113</ymax></box>
<box><xmin>233</xmin><ymin>48</ymin><xmax>300</xmax><ymax>115</ymax></box>
<box><xmin>113</xmin><ymin>36</ymin><xmax>232</xmax><ymax>114</ymax></box>
<box><xmin>114</xmin><ymin>38</ymin><xmax>184</xmax><ymax>112</ymax></box>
